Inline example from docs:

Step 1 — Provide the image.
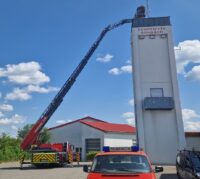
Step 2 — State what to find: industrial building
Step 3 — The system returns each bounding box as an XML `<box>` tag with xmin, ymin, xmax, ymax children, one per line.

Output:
<box><xmin>185</xmin><ymin>132</ymin><xmax>200</xmax><ymax>149</ymax></box>
<box><xmin>49</xmin><ymin>116</ymin><xmax>136</xmax><ymax>161</ymax></box>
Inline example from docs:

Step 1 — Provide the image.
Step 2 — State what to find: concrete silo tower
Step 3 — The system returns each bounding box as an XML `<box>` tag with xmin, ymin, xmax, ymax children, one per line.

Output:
<box><xmin>131</xmin><ymin>7</ymin><xmax>186</xmax><ymax>164</ymax></box>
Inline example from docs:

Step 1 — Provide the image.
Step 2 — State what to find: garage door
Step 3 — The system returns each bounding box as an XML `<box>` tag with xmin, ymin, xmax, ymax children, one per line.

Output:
<box><xmin>85</xmin><ymin>138</ymin><xmax>101</xmax><ymax>153</ymax></box>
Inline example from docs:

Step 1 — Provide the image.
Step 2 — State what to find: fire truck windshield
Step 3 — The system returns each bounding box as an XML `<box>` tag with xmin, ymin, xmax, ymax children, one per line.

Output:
<box><xmin>91</xmin><ymin>155</ymin><xmax>151</xmax><ymax>174</ymax></box>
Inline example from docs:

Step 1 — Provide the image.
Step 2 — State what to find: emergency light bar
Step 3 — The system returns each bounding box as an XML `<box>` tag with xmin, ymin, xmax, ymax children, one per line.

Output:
<box><xmin>103</xmin><ymin>146</ymin><xmax>139</xmax><ymax>152</ymax></box>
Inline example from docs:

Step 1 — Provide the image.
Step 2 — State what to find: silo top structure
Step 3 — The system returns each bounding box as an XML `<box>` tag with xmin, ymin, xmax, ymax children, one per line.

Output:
<box><xmin>131</xmin><ymin>8</ymin><xmax>186</xmax><ymax>164</ymax></box>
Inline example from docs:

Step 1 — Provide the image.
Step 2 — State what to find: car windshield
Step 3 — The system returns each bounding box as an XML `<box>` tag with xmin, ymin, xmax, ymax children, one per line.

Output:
<box><xmin>91</xmin><ymin>154</ymin><xmax>151</xmax><ymax>173</ymax></box>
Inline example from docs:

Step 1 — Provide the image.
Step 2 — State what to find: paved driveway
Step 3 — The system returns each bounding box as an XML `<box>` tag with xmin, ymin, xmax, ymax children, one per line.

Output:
<box><xmin>0</xmin><ymin>162</ymin><xmax>178</xmax><ymax>179</ymax></box>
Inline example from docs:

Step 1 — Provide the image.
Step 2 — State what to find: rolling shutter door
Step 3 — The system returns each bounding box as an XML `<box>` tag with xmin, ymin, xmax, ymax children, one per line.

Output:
<box><xmin>85</xmin><ymin>138</ymin><xmax>101</xmax><ymax>153</ymax></box>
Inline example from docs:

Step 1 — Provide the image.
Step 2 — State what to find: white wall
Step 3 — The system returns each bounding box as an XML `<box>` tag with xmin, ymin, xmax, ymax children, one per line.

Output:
<box><xmin>50</xmin><ymin>122</ymin><xmax>104</xmax><ymax>161</ymax></box>
<box><xmin>50</xmin><ymin>121</ymin><xmax>136</xmax><ymax>161</ymax></box>
<box><xmin>104</xmin><ymin>133</ymin><xmax>136</xmax><ymax>147</ymax></box>
<box><xmin>80</xmin><ymin>124</ymin><xmax>104</xmax><ymax>160</ymax></box>
<box><xmin>132</xmin><ymin>20</ymin><xmax>186</xmax><ymax>164</ymax></box>
<box><xmin>50</xmin><ymin>122</ymin><xmax>82</xmax><ymax>148</ymax></box>
<box><xmin>186</xmin><ymin>136</ymin><xmax>200</xmax><ymax>148</ymax></box>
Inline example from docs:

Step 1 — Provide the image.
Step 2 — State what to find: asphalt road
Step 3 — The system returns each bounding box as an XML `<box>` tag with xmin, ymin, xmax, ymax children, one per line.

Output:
<box><xmin>0</xmin><ymin>162</ymin><xmax>178</xmax><ymax>179</ymax></box>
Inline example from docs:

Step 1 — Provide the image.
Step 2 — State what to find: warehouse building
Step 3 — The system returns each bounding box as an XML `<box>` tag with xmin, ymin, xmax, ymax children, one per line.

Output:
<box><xmin>185</xmin><ymin>132</ymin><xmax>200</xmax><ymax>149</ymax></box>
<box><xmin>49</xmin><ymin>116</ymin><xmax>136</xmax><ymax>161</ymax></box>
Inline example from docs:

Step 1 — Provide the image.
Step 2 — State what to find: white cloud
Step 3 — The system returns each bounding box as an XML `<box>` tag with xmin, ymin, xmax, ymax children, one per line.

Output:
<box><xmin>0</xmin><ymin>92</ymin><xmax>2</xmax><ymax>99</ymax></box>
<box><xmin>0</xmin><ymin>61</ymin><xmax>50</xmax><ymax>85</ymax></box>
<box><xmin>0</xmin><ymin>112</ymin><xmax>4</xmax><ymax>117</ymax></box>
<box><xmin>96</xmin><ymin>54</ymin><xmax>113</xmax><ymax>63</ymax></box>
<box><xmin>0</xmin><ymin>118</ymin><xmax>12</xmax><ymax>125</ymax></box>
<box><xmin>56</xmin><ymin>120</ymin><xmax>66</xmax><ymax>124</ymax></box>
<box><xmin>129</xmin><ymin>99</ymin><xmax>134</xmax><ymax>106</ymax></box>
<box><xmin>0</xmin><ymin>61</ymin><xmax>59</xmax><ymax>101</ymax></box>
<box><xmin>109</xmin><ymin>65</ymin><xmax>132</xmax><ymax>75</ymax></box>
<box><xmin>11</xmin><ymin>125</ymin><xmax>18</xmax><ymax>130</ymax></box>
<box><xmin>0</xmin><ymin>114</ymin><xmax>26</xmax><ymax>125</ymax></box>
<box><xmin>182</xmin><ymin>108</ymin><xmax>200</xmax><ymax>131</ymax></box>
<box><xmin>182</xmin><ymin>108</ymin><xmax>200</xmax><ymax>121</ymax></box>
<box><xmin>56</xmin><ymin>119</ymin><xmax>72</xmax><ymax>124</ymax></box>
<box><xmin>121</xmin><ymin>65</ymin><xmax>132</xmax><ymax>73</ymax></box>
<box><xmin>9</xmin><ymin>114</ymin><xmax>25</xmax><ymax>124</ymax></box>
<box><xmin>0</xmin><ymin>104</ymin><xmax>14</xmax><ymax>112</ymax></box>
<box><xmin>32</xmin><ymin>106</ymin><xmax>39</xmax><ymax>110</ymax></box>
<box><xmin>122</xmin><ymin>112</ymin><xmax>135</xmax><ymax>118</ymax></box>
<box><xmin>5</xmin><ymin>88</ymin><xmax>32</xmax><ymax>101</ymax></box>
<box><xmin>126</xmin><ymin>118</ymin><xmax>135</xmax><ymax>126</ymax></box>
<box><xmin>175</xmin><ymin>40</ymin><xmax>200</xmax><ymax>74</ymax></box>
<box><xmin>0</xmin><ymin>103</ymin><xmax>14</xmax><ymax>123</ymax></box>
<box><xmin>126</xmin><ymin>60</ymin><xmax>131</xmax><ymax>64</ymax></box>
<box><xmin>184</xmin><ymin>121</ymin><xmax>200</xmax><ymax>131</ymax></box>
<box><xmin>108</xmin><ymin>68</ymin><xmax>121</xmax><ymax>75</ymax></box>
<box><xmin>184</xmin><ymin>65</ymin><xmax>200</xmax><ymax>81</ymax></box>
<box><xmin>122</xmin><ymin>112</ymin><xmax>135</xmax><ymax>126</ymax></box>
<box><xmin>5</xmin><ymin>85</ymin><xmax>59</xmax><ymax>101</ymax></box>
<box><xmin>26</xmin><ymin>85</ymin><xmax>59</xmax><ymax>93</ymax></box>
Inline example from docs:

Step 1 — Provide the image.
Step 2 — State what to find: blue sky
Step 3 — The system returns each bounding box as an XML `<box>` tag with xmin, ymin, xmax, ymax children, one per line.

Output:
<box><xmin>0</xmin><ymin>0</ymin><xmax>200</xmax><ymax>137</ymax></box>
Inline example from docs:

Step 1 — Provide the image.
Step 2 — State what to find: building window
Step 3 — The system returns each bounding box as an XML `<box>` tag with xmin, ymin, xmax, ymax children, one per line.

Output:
<box><xmin>150</xmin><ymin>88</ymin><xmax>164</xmax><ymax>97</ymax></box>
<box><xmin>149</xmin><ymin>35</ymin><xmax>155</xmax><ymax>39</ymax></box>
<box><xmin>132</xmin><ymin>139</ymin><xmax>137</xmax><ymax>146</ymax></box>
<box><xmin>160</xmin><ymin>34</ymin><xmax>167</xmax><ymax>38</ymax></box>
<box><xmin>138</xmin><ymin>35</ymin><xmax>145</xmax><ymax>39</ymax></box>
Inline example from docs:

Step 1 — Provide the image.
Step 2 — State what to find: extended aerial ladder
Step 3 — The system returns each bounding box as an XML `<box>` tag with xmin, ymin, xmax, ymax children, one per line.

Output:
<box><xmin>20</xmin><ymin>18</ymin><xmax>133</xmax><ymax>151</ymax></box>
<box><xmin>20</xmin><ymin>10</ymin><xmax>145</xmax><ymax>166</ymax></box>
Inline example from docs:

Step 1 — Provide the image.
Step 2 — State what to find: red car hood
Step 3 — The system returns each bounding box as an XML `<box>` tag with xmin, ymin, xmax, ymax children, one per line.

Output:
<box><xmin>87</xmin><ymin>172</ymin><xmax>156</xmax><ymax>179</ymax></box>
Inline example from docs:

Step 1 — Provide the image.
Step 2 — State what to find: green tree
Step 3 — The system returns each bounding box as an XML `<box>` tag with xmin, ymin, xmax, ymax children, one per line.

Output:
<box><xmin>0</xmin><ymin>133</ymin><xmax>21</xmax><ymax>162</ymax></box>
<box><xmin>38</xmin><ymin>128</ymin><xmax>51</xmax><ymax>144</ymax></box>
<box><xmin>0</xmin><ymin>124</ymin><xmax>51</xmax><ymax>162</ymax></box>
<box><xmin>17</xmin><ymin>124</ymin><xmax>51</xmax><ymax>144</ymax></box>
<box><xmin>17</xmin><ymin>124</ymin><xmax>33</xmax><ymax>140</ymax></box>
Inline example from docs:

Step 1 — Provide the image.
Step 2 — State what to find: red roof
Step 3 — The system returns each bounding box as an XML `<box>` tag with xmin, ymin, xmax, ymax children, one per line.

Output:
<box><xmin>185</xmin><ymin>132</ymin><xmax>200</xmax><ymax>137</ymax></box>
<box><xmin>80</xmin><ymin>120</ymin><xmax>136</xmax><ymax>133</ymax></box>
<box><xmin>49</xmin><ymin>116</ymin><xmax>136</xmax><ymax>133</ymax></box>
<box><xmin>48</xmin><ymin>116</ymin><xmax>105</xmax><ymax>130</ymax></box>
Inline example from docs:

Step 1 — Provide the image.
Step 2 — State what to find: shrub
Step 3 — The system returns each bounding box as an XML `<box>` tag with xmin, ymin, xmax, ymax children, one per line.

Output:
<box><xmin>0</xmin><ymin>133</ymin><xmax>21</xmax><ymax>162</ymax></box>
<box><xmin>86</xmin><ymin>151</ymin><xmax>99</xmax><ymax>161</ymax></box>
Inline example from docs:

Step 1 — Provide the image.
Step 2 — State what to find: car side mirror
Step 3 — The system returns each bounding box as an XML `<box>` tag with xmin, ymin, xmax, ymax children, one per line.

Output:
<box><xmin>154</xmin><ymin>166</ymin><xmax>164</xmax><ymax>173</ymax></box>
<box><xmin>83</xmin><ymin>165</ymin><xmax>89</xmax><ymax>173</ymax></box>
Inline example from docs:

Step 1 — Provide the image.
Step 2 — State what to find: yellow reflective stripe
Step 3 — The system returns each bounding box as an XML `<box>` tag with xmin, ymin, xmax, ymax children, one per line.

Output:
<box><xmin>32</xmin><ymin>153</ymin><xmax>57</xmax><ymax>163</ymax></box>
<box><xmin>68</xmin><ymin>152</ymin><xmax>73</xmax><ymax>163</ymax></box>
<box><xmin>76</xmin><ymin>152</ymin><xmax>80</xmax><ymax>161</ymax></box>
<box><xmin>19</xmin><ymin>154</ymin><xmax>25</xmax><ymax>163</ymax></box>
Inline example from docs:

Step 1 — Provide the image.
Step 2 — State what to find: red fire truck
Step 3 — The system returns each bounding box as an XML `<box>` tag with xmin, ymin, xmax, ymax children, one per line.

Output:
<box><xmin>19</xmin><ymin>14</ymin><xmax>133</xmax><ymax>168</ymax></box>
